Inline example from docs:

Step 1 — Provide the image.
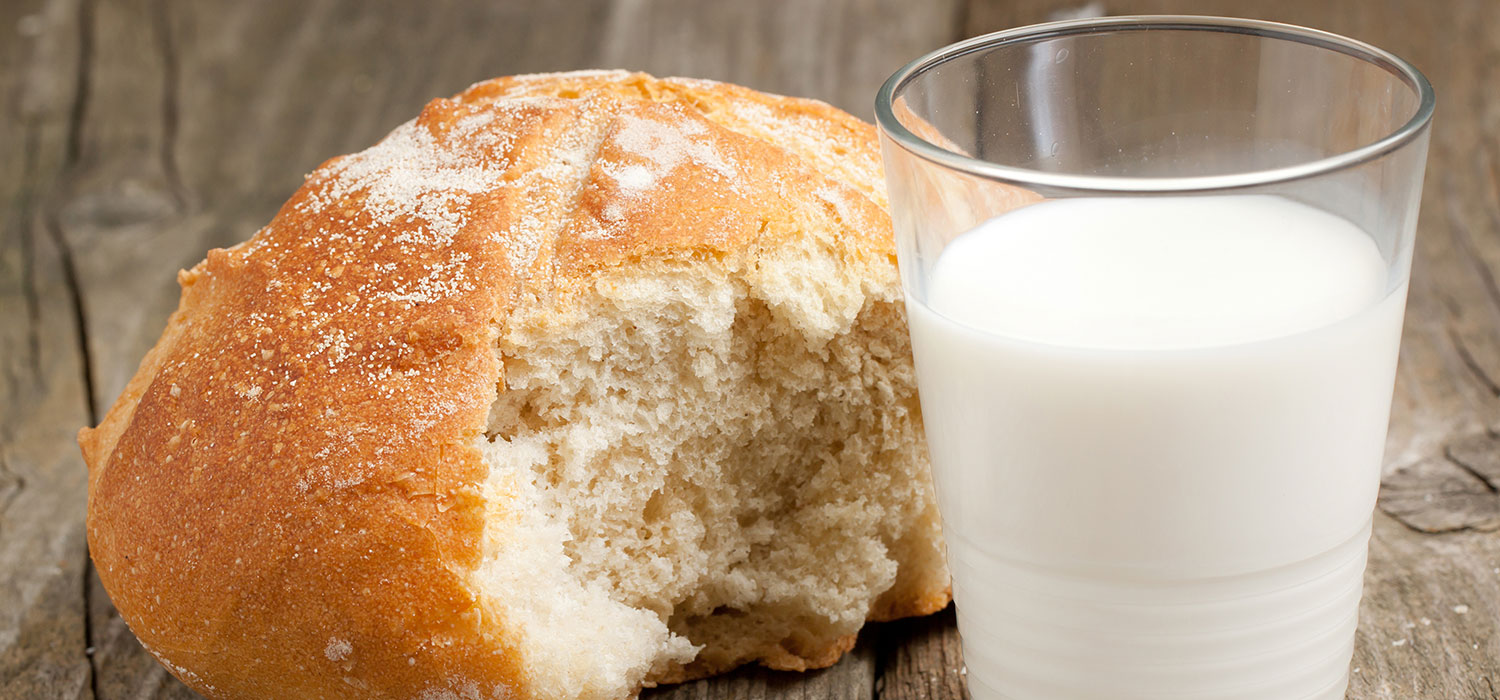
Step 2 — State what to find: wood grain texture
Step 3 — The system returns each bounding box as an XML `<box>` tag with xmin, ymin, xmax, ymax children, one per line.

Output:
<box><xmin>594</xmin><ymin>0</ymin><xmax>962</xmax><ymax>120</ymax></box>
<box><xmin>873</xmin><ymin>607</ymin><xmax>968</xmax><ymax>700</ymax></box>
<box><xmin>2</xmin><ymin>0</ymin><xmax>1496</xmax><ymax>699</ymax></box>
<box><xmin>0</xmin><ymin>0</ymin><xmax>95</xmax><ymax>697</ymax></box>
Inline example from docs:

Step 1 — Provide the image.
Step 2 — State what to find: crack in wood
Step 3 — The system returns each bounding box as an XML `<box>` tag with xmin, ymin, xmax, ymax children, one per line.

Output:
<box><xmin>1447</xmin><ymin>325</ymin><xmax>1500</xmax><ymax>397</ymax></box>
<box><xmin>65</xmin><ymin>0</ymin><xmax>94</xmax><ymax>166</ymax></box>
<box><xmin>1445</xmin><ymin>430</ymin><xmax>1500</xmax><ymax>491</ymax></box>
<box><xmin>1378</xmin><ymin>446</ymin><xmax>1500</xmax><ymax>534</ymax></box>
<box><xmin>151</xmin><ymin>0</ymin><xmax>186</xmax><ymax>212</ymax></box>
<box><xmin>81</xmin><ymin>559</ymin><xmax>98</xmax><ymax>700</ymax></box>
<box><xmin>1450</xmin><ymin>460</ymin><xmax>1500</xmax><ymax>494</ymax></box>
<box><xmin>60</xmin><ymin>1</ymin><xmax>101</xmax><ymax>696</ymax></box>
<box><xmin>16</xmin><ymin>126</ymin><xmax>44</xmax><ymax>379</ymax></box>
<box><xmin>1480</xmin><ymin>130</ymin><xmax>1500</xmax><ymax>241</ymax></box>
<box><xmin>868</xmin><ymin>627</ymin><xmax>888</xmax><ymax>699</ymax></box>
<box><xmin>0</xmin><ymin>455</ymin><xmax>26</xmax><ymax>524</ymax></box>
<box><xmin>42</xmin><ymin>212</ymin><xmax>96</xmax><ymax>429</ymax></box>
<box><xmin>1445</xmin><ymin>185</ymin><xmax>1500</xmax><ymax>319</ymax></box>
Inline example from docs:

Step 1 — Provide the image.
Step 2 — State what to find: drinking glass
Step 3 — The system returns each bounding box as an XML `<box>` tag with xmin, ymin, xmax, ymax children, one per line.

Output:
<box><xmin>876</xmin><ymin>16</ymin><xmax>1433</xmax><ymax>700</ymax></box>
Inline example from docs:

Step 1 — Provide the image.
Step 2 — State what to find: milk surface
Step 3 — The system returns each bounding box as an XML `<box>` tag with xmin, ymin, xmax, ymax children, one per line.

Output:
<box><xmin>907</xmin><ymin>196</ymin><xmax>1407</xmax><ymax>700</ymax></box>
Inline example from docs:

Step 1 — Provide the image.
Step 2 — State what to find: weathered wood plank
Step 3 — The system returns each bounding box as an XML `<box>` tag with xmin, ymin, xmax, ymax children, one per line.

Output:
<box><xmin>594</xmin><ymin>0</ymin><xmax>963</xmax><ymax>120</ymax></box>
<box><xmin>0</xmin><ymin>0</ymin><xmax>94</xmax><ymax>697</ymax></box>
<box><xmin>1356</xmin><ymin>516</ymin><xmax>1500</xmax><ymax>699</ymax></box>
<box><xmin>872</xmin><ymin>2</ymin><xmax>1500</xmax><ymax>699</ymax></box>
<box><xmin>872</xmin><ymin>607</ymin><xmax>967</xmax><ymax>700</ymax></box>
<box><xmin>14</xmin><ymin>0</ymin><xmax>1494</xmax><ymax>698</ymax></box>
<box><xmin>651</xmin><ymin>642</ymin><xmax>877</xmax><ymax>700</ymax></box>
<box><xmin>61</xmin><ymin>1</ymin><xmax>205</xmax><ymax>694</ymax></box>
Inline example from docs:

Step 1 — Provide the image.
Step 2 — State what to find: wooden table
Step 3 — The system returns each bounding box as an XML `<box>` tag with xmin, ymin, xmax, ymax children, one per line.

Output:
<box><xmin>3</xmin><ymin>1</ymin><xmax>1496</xmax><ymax>698</ymax></box>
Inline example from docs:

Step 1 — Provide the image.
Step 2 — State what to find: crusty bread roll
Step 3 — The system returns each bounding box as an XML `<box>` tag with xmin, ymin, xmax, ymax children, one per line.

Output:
<box><xmin>79</xmin><ymin>70</ymin><xmax>949</xmax><ymax>700</ymax></box>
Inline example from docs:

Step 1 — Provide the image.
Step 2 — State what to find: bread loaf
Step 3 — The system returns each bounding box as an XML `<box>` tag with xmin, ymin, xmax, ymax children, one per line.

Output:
<box><xmin>79</xmin><ymin>70</ymin><xmax>949</xmax><ymax>700</ymax></box>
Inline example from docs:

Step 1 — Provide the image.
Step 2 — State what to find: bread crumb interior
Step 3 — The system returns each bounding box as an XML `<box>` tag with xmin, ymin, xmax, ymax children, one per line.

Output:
<box><xmin>475</xmin><ymin>253</ymin><xmax>934</xmax><ymax>699</ymax></box>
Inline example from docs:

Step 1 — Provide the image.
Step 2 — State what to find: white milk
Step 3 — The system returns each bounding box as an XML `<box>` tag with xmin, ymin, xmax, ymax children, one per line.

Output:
<box><xmin>906</xmin><ymin>196</ymin><xmax>1407</xmax><ymax>700</ymax></box>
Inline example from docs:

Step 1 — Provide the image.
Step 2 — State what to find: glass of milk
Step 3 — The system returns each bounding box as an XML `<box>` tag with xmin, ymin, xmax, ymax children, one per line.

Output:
<box><xmin>876</xmin><ymin>16</ymin><xmax>1433</xmax><ymax>700</ymax></box>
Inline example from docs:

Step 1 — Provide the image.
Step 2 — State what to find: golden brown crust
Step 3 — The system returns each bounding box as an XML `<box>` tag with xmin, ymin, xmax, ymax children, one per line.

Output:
<box><xmin>81</xmin><ymin>104</ymin><xmax>533</xmax><ymax>699</ymax></box>
<box><xmin>80</xmin><ymin>70</ymin><xmax>947</xmax><ymax>699</ymax></box>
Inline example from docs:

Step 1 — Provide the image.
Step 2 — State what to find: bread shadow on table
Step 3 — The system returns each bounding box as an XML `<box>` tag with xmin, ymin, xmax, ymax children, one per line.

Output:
<box><xmin>643</xmin><ymin>604</ymin><xmax>969</xmax><ymax>700</ymax></box>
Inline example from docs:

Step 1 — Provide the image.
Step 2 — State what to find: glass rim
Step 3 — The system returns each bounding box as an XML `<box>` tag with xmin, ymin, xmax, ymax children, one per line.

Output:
<box><xmin>874</xmin><ymin>15</ymin><xmax>1436</xmax><ymax>193</ymax></box>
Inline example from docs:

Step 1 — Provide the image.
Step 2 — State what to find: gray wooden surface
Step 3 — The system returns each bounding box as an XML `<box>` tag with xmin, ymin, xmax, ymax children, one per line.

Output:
<box><xmin>1</xmin><ymin>0</ymin><xmax>1496</xmax><ymax>698</ymax></box>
